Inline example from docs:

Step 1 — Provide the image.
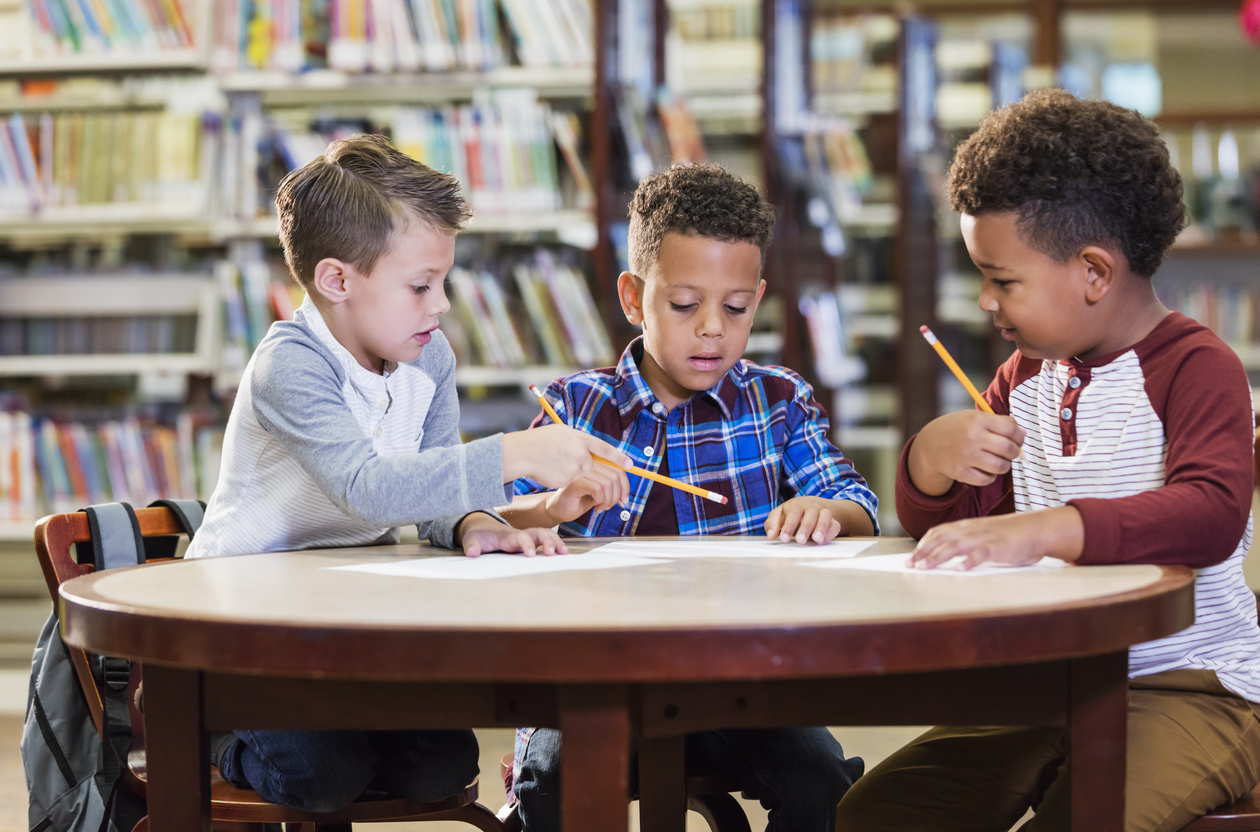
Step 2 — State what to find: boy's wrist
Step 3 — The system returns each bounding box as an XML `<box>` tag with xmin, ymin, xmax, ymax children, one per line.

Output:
<box><xmin>455</xmin><ymin>512</ymin><xmax>502</xmax><ymax>545</ymax></box>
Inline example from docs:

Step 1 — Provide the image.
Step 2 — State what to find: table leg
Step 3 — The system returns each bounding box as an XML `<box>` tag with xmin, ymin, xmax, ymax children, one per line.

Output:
<box><xmin>559</xmin><ymin>685</ymin><xmax>631</xmax><ymax>832</ymax></box>
<box><xmin>143</xmin><ymin>665</ymin><xmax>210</xmax><ymax>832</ymax></box>
<box><xmin>1068</xmin><ymin>652</ymin><xmax>1129</xmax><ymax>832</ymax></box>
<box><xmin>638</xmin><ymin>735</ymin><xmax>686</xmax><ymax>832</ymax></box>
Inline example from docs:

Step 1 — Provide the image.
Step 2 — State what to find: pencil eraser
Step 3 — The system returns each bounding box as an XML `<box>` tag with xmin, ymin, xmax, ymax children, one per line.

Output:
<box><xmin>919</xmin><ymin>325</ymin><xmax>930</xmax><ymax>334</ymax></box>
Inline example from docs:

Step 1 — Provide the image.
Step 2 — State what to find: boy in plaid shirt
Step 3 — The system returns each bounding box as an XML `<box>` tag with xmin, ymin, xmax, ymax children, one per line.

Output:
<box><xmin>500</xmin><ymin>163</ymin><xmax>876</xmax><ymax>832</ymax></box>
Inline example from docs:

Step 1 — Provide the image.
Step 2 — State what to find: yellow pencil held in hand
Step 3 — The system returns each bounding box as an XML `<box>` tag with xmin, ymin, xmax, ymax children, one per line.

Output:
<box><xmin>528</xmin><ymin>384</ymin><xmax>729</xmax><ymax>506</ymax></box>
<box><xmin>919</xmin><ymin>326</ymin><xmax>995</xmax><ymax>414</ymax></box>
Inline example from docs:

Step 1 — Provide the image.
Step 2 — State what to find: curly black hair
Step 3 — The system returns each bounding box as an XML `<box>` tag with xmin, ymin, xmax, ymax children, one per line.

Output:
<box><xmin>627</xmin><ymin>163</ymin><xmax>775</xmax><ymax>277</ymax></box>
<box><xmin>947</xmin><ymin>89</ymin><xmax>1186</xmax><ymax>277</ymax></box>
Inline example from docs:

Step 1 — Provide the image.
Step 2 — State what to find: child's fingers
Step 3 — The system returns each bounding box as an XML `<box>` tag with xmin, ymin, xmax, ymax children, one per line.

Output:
<box><xmin>776</xmin><ymin>505</ymin><xmax>804</xmax><ymax>542</ymax></box>
<box><xmin>764</xmin><ymin>506</ymin><xmax>784</xmax><ymax>539</ymax></box>
<box><xmin>795</xmin><ymin>508</ymin><xmax>821</xmax><ymax>544</ymax></box>
<box><xmin>824</xmin><ymin>517</ymin><xmax>843</xmax><ymax>542</ymax></box>
<box><xmin>512</xmin><ymin>530</ymin><xmax>538</xmax><ymax>557</ymax></box>
<box><xmin>588</xmin><ymin>436</ymin><xmax>632</xmax><ymax>470</ymax></box>
<box><xmin>810</xmin><ymin>509</ymin><xmax>835</xmax><ymax>544</ymax></box>
<box><xmin>529</xmin><ymin>527</ymin><xmax>566</xmax><ymax>556</ymax></box>
<box><xmin>464</xmin><ymin>536</ymin><xmax>482</xmax><ymax>558</ymax></box>
<box><xmin>911</xmin><ymin>528</ymin><xmax>970</xmax><ymax>569</ymax></box>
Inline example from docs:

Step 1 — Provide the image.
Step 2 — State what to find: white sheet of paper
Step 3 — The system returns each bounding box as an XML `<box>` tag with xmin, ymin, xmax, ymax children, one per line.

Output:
<box><xmin>586</xmin><ymin>539</ymin><xmax>876</xmax><ymax>559</ymax></box>
<box><xmin>800</xmin><ymin>553</ymin><xmax>1070</xmax><ymax>575</ymax></box>
<box><xmin>327</xmin><ymin>553</ymin><xmax>670</xmax><ymax>580</ymax></box>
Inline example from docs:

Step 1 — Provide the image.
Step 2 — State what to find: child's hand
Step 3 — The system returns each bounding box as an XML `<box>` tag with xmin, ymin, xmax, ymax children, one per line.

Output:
<box><xmin>909</xmin><ymin>507</ymin><xmax>1082</xmax><ymax>570</ymax></box>
<box><xmin>909</xmin><ymin>410</ymin><xmax>1025</xmax><ymax>495</ymax></box>
<box><xmin>544</xmin><ymin>465</ymin><xmax>632</xmax><ymax>524</ymax></box>
<box><xmin>502</xmin><ymin>425</ymin><xmax>633</xmax><ymax>489</ymax></box>
<box><xmin>764</xmin><ymin>496</ymin><xmax>844</xmax><ymax>544</ymax></box>
<box><xmin>461</xmin><ymin>523</ymin><xmax>568</xmax><ymax>558</ymax></box>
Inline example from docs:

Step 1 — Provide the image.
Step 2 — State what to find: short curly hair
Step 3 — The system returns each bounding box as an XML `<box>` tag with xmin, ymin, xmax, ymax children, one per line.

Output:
<box><xmin>627</xmin><ymin>163</ymin><xmax>775</xmax><ymax>277</ymax></box>
<box><xmin>947</xmin><ymin>89</ymin><xmax>1186</xmax><ymax>277</ymax></box>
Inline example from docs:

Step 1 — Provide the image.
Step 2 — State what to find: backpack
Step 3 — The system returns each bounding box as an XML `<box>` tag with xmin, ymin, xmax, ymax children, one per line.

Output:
<box><xmin>22</xmin><ymin>499</ymin><xmax>205</xmax><ymax>832</ymax></box>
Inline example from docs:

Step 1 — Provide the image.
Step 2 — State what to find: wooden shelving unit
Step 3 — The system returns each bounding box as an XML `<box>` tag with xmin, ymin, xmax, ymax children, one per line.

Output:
<box><xmin>0</xmin><ymin>49</ymin><xmax>207</xmax><ymax>78</ymax></box>
<box><xmin>219</xmin><ymin>66</ymin><xmax>595</xmax><ymax>106</ymax></box>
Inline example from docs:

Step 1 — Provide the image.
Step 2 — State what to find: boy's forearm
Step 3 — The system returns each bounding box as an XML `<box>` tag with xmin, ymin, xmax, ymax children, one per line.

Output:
<box><xmin>831</xmin><ymin>498</ymin><xmax>876</xmax><ymax>537</ymax></box>
<box><xmin>498</xmin><ymin>493</ymin><xmax>559</xmax><ymax>530</ymax></box>
<box><xmin>906</xmin><ymin>433</ymin><xmax>955</xmax><ymax>497</ymax></box>
<box><xmin>1035</xmin><ymin>506</ymin><xmax>1085</xmax><ymax>562</ymax></box>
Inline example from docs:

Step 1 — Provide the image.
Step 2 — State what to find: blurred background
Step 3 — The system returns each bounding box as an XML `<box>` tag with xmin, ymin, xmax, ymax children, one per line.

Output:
<box><xmin>0</xmin><ymin>0</ymin><xmax>1258</xmax><ymax>825</ymax></box>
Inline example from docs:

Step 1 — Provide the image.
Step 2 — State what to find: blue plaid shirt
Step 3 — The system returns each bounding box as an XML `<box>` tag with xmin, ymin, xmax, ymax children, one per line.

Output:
<box><xmin>513</xmin><ymin>338</ymin><xmax>879</xmax><ymax>537</ymax></box>
<box><xmin>507</xmin><ymin>339</ymin><xmax>879</xmax><ymax>793</ymax></box>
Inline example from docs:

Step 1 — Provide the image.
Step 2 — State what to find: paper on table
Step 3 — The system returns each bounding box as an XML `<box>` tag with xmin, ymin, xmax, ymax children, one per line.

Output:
<box><xmin>586</xmin><ymin>538</ymin><xmax>876</xmax><ymax>559</ymax></box>
<box><xmin>801</xmin><ymin>553</ymin><xmax>1071</xmax><ymax>575</ymax></box>
<box><xmin>327</xmin><ymin>553</ymin><xmax>670</xmax><ymax>580</ymax></box>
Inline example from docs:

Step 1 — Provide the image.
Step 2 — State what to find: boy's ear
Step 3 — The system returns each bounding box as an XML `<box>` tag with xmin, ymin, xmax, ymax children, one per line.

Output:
<box><xmin>312</xmin><ymin>258</ymin><xmax>352</xmax><ymax>304</ymax></box>
<box><xmin>754</xmin><ymin>278</ymin><xmax>767</xmax><ymax>307</ymax></box>
<box><xmin>1079</xmin><ymin>246</ymin><xmax>1117</xmax><ymax>305</ymax></box>
<box><xmin>617</xmin><ymin>271</ymin><xmax>645</xmax><ymax>324</ymax></box>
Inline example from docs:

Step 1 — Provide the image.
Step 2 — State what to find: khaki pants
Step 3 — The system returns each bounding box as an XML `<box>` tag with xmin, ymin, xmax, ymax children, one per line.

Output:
<box><xmin>834</xmin><ymin>670</ymin><xmax>1260</xmax><ymax>832</ymax></box>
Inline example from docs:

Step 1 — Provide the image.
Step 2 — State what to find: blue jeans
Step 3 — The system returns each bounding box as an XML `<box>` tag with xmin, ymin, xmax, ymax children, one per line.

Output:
<box><xmin>218</xmin><ymin>729</ymin><xmax>479</xmax><ymax>813</ymax></box>
<box><xmin>514</xmin><ymin>727</ymin><xmax>863</xmax><ymax>832</ymax></box>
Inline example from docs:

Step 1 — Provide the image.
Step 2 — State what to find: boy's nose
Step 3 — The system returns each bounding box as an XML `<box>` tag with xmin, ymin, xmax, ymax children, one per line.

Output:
<box><xmin>697</xmin><ymin>305</ymin><xmax>724</xmax><ymax>338</ymax></box>
<box><xmin>977</xmin><ymin>290</ymin><xmax>999</xmax><ymax>314</ymax></box>
<box><xmin>436</xmin><ymin>285</ymin><xmax>452</xmax><ymax>315</ymax></box>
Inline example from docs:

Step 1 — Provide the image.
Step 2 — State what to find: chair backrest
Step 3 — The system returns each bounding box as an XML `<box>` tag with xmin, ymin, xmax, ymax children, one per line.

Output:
<box><xmin>34</xmin><ymin>507</ymin><xmax>191</xmax><ymax>738</ymax></box>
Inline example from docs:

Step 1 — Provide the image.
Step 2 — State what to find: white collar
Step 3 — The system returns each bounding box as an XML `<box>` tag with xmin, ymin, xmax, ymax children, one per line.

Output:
<box><xmin>298</xmin><ymin>296</ymin><xmax>396</xmax><ymax>389</ymax></box>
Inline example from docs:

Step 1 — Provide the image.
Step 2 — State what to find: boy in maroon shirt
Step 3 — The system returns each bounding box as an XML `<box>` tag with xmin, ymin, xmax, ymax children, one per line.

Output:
<box><xmin>835</xmin><ymin>90</ymin><xmax>1260</xmax><ymax>831</ymax></box>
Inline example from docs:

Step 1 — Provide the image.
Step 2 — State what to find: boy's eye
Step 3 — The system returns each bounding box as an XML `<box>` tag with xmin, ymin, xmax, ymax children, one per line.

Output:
<box><xmin>725</xmin><ymin>305</ymin><xmax>748</xmax><ymax>315</ymax></box>
<box><xmin>991</xmin><ymin>279</ymin><xmax>1013</xmax><ymax>289</ymax></box>
<box><xmin>412</xmin><ymin>285</ymin><xmax>429</xmax><ymax>294</ymax></box>
<box><xmin>669</xmin><ymin>303</ymin><xmax>696</xmax><ymax>312</ymax></box>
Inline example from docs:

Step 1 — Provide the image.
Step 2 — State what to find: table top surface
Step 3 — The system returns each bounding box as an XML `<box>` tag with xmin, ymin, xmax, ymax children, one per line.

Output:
<box><xmin>59</xmin><ymin>536</ymin><xmax>1195</xmax><ymax>682</ymax></box>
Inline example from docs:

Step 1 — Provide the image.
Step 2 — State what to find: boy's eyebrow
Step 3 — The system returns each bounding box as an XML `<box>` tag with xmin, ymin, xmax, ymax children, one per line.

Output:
<box><xmin>665</xmin><ymin>284</ymin><xmax>758</xmax><ymax>293</ymax></box>
<box><xmin>974</xmin><ymin>261</ymin><xmax>1010</xmax><ymax>272</ymax></box>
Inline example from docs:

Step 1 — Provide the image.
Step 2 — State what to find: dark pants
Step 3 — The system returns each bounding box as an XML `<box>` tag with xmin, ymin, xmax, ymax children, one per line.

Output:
<box><xmin>514</xmin><ymin>726</ymin><xmax>863</xmax><ymax>832</ymax></box>
<box><xmin>218</xmin><ymin>729</ymin><xmax>479</xmax><ymax>813</ymax></box>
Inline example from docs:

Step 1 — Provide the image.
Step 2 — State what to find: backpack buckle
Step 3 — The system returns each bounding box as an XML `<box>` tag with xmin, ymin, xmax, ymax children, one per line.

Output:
<box><xmin>99</xmin><ymin>657</ymin><xmax>130</xmax><ymax>692</ymax></box>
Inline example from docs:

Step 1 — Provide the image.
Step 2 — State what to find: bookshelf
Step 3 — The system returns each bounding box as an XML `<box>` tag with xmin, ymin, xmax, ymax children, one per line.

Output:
<box><xmin>0</xmin><ymin>0</ymin><xmax>620</xmax><ymax>526</ymax></box>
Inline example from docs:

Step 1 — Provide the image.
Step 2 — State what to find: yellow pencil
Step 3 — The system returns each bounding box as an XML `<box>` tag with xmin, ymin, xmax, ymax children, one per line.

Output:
<box><xmin>919</xmin><ymin>326</ymin><xmax>995</xmax><ymax>414</ymax></box>
<box><xmin>528</xmin><ymin>384</ymin><xmax>729</xmax><ymax>506</ymax></box>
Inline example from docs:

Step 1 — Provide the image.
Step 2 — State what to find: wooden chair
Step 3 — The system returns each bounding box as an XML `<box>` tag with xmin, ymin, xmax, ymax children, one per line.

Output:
<box><xmin>34</xmin><ymin>507</ymin><xmax>505</xmax><ymax>832</ymax></box>
<box><xmin>496</xmin><ymin>752</ymin><xmax>751</xmax><ymax>832</ymax></box>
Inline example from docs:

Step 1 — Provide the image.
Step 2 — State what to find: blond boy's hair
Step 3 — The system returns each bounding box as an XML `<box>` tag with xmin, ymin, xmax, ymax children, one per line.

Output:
<box><xmin>275</xmin><ymin>133</ymin><xmax>471</xmax><ymax>289</ymax></box>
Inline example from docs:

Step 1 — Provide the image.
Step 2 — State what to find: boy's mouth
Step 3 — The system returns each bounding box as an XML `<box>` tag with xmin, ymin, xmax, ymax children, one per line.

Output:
<box><xmin>688</xmin><ymin>353</ymin><xmax>723</xmax><ymax>372</ymax></box>
<box><xmin>998</xmin><ymin>327</ymin><xmax>1017</xmax><ymax>342</ymax></box>
<box><xmin>414</xmin><ymin>326</ymin><xmax>438</xmax><ymax>345</ymax></box>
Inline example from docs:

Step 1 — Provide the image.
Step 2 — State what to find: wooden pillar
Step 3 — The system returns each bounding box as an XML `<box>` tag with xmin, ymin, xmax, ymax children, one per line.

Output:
<box><xmin>1033</xmin><ymin>0</ymin><xmax>1061</xmax><ymax>68</ymax></box>
<box><xmin>558</xmin><ymin>685</ymin><xmax>632</xmax><ymax>832</ymax></box>
<box><xmin>1068</xmin><ymin>652</ymin><xmax>1130</xmax><ymax>830</ymax></box>
<box><xmin>592</xmin><ymin>0</ymin><xmax>620</xmax><ymax>330</ymax></box>
<box><xmin>895</xmin><ymin>17</ymin><xmax>940</xmax><ymax>438</ymax></box>
<box><xmin>143</xmin><ymin>665</ymin><xmax>211</xmax><ymax>832</ymax></box>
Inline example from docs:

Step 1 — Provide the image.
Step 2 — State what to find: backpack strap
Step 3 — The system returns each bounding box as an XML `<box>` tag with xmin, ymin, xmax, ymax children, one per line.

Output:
<box><xmin>79</xmin><ymin>503</ymin><xmax>145</xmax><ymax>572</ymax></box>
<box><xmin>142</xmin><ymin>499</ymin><xmax>206</xmax><ymax>560</ymax></box>
<box><xmin>147</xmin><ymin>498</ymin><xmax>206</xmax><ymax>539</ymax></box>
<box><xmin>76</xmin><ymin>503</ymin><xmax>146</xmax><ymax>832</ymax></box>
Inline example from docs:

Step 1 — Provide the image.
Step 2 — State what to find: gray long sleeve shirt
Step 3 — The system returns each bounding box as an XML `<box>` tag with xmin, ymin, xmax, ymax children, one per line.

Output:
<box><xmin>185</xmin><ymin>298</ymin><xmax>511</xmax><ymax>559</ymax></box>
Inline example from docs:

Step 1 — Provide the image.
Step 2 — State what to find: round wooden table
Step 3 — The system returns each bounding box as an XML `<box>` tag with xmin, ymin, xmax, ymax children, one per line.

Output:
<box><xmin>59</xmin><ymin>536</ymin><xmax>1194</xmax><ymax>832</ymax></box>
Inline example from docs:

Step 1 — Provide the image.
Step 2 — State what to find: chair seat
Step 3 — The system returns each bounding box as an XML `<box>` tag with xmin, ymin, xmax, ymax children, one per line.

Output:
<box><xmin>1179</xmin><ymin>783</ymin><xmax>1260</xmax><ymax>832</ymax></box>
<box><xmin>129</xmin><ymin>752</ymin><xmax>483</xmax><ymax>824</ymax></box>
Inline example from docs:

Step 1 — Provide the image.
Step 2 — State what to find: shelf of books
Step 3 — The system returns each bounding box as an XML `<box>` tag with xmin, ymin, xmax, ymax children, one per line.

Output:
<box><xmin>0</xmin><ymin>408</ymin><xmax>219</xmax><ymax>540</ymax></box>
<box><xmin>0</xmin><ymin>0</ymin><xmax>210</xmax><ymax>76</ymax></box>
